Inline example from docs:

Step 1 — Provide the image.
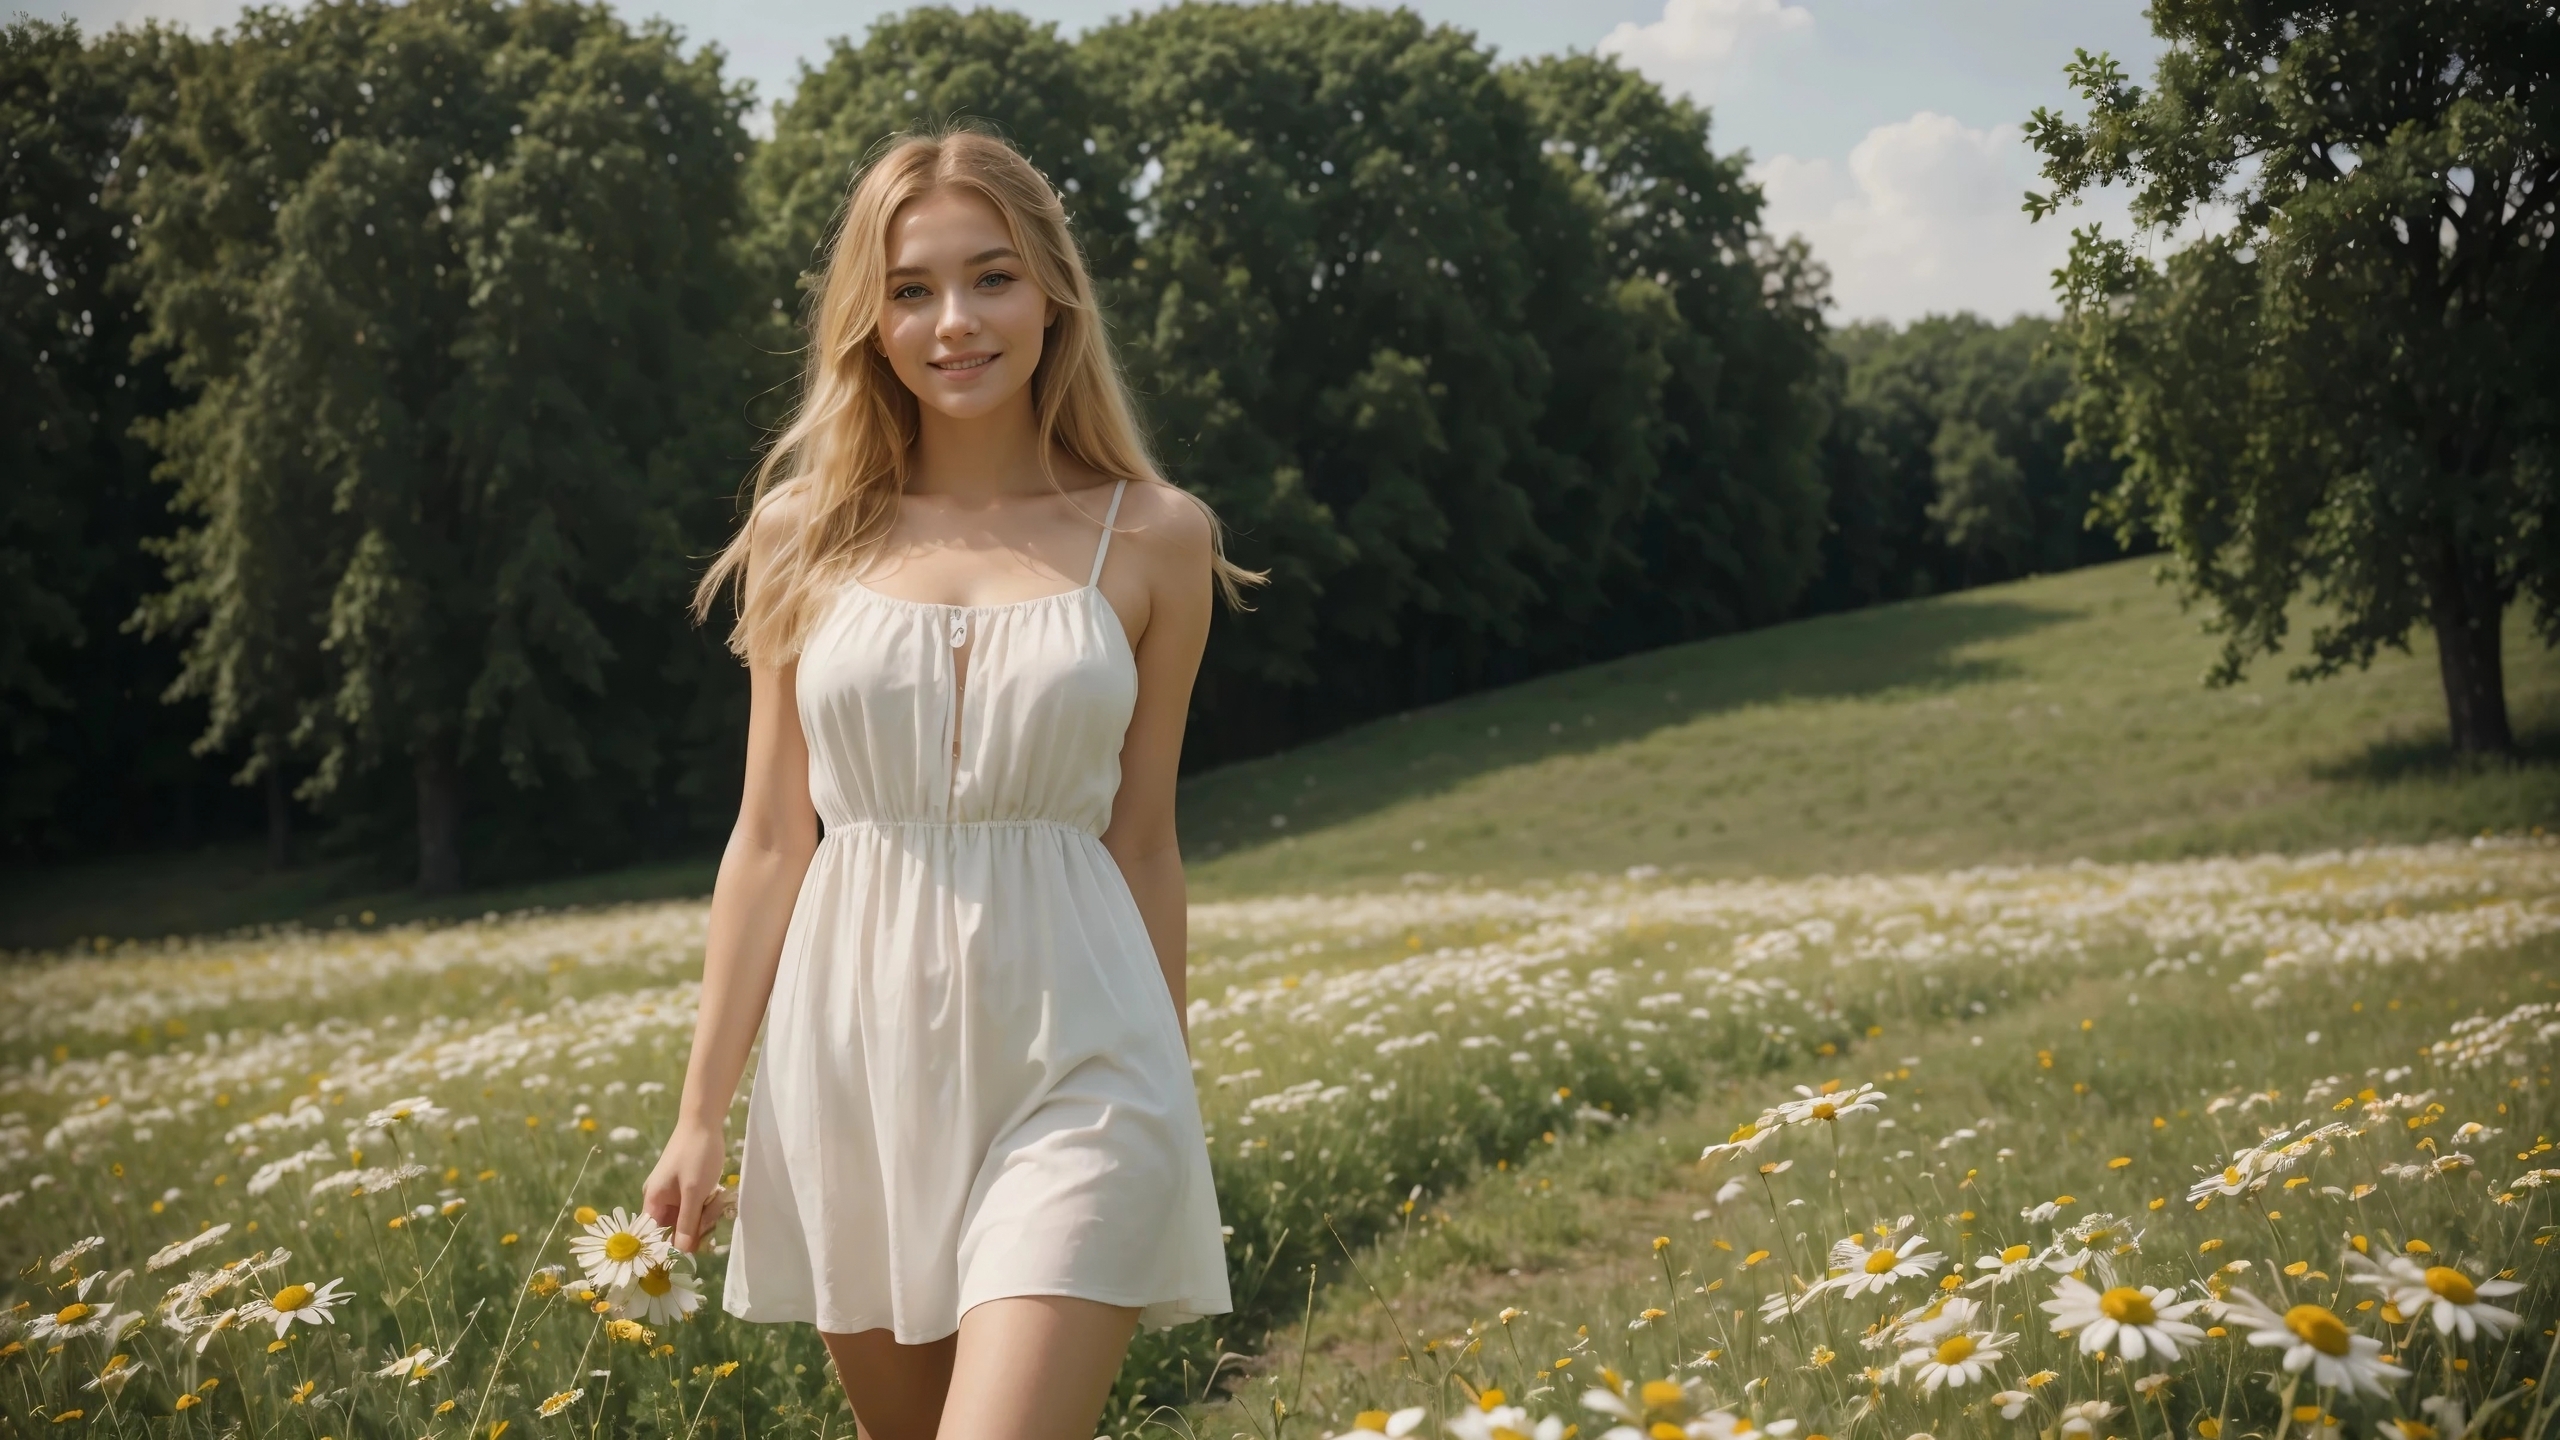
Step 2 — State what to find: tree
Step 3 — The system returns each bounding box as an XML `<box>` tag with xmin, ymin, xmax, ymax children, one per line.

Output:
<box><xmin>128</xmin><ymin>0</ymin><xmax>760</xmax><ymax>892</ymax></box>
<box><xmin>1</xmin><ymin>19</ymin><xmax>241</xmax><ymax>860</ymax></box>
<box><xmin>2029</xmin><ymin>3</ymin><xmax>2560</xmax><ymax>756</ymax></box>
<box><xmin>1805</xmin><ymin>314</ymin><xmax>2128</xmax><ymax>613</ymax></box>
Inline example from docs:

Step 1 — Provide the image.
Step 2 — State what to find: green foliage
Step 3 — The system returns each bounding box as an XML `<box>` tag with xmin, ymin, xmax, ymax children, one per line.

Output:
<box><xmin>0</xmin><ymin>19</ymin><xmax>219</xmax><ymax>855</ymax></box>
<box><xmin>1807</xmin><ymin>314</ymin><xmax>2130</xmax><ymax>612</ymax></box>
<box><xmin>2027</xmin><ymin>4</ymin><xmax>2560</xmax><ymax>755</ymax></box>
<box><xmin>123</xmin><ymin>0</ymin><xmax>765</xmax><ymax>890</ymax></box>
<box><xmin>758</xmin><ymin>3</ymin><xmax>1833</xmax><ymax>761</ymax></box>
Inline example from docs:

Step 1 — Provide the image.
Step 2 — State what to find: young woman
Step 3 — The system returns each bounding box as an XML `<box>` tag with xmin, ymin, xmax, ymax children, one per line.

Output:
<box><xmin>643</xmin><ymin>128</ymin><xmax>1264</xmax><ymax>1440</ymax></box>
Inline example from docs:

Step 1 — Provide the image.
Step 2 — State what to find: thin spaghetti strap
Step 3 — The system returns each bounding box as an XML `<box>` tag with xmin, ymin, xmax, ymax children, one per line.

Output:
<box><xmin>1087</xmin><ymin>478</ymin><xmax>1129</xmax><ymax>588</ymax></box>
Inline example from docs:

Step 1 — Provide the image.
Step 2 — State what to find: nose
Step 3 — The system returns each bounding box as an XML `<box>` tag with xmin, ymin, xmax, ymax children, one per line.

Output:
<box><xmin>935</xmin><ymin>286</ymin><xmax>978</xmax><ymax>343</ymax></box>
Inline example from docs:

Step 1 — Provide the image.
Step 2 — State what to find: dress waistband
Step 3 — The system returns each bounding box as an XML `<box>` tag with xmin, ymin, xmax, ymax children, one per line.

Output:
<box><xmin>820</xmin><ymin>817</ymin><xmax>1096</xmax><ymax>838</ymax></box>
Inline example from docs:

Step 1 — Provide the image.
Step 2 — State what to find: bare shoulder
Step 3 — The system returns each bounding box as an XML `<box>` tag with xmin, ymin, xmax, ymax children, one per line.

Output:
<box><xmin>744</xmin><ymin>481</ymin><xmax>818</xmax><ymax>561</ymax></box>
<box><xmin>1115</xmin><ymin>478</ymin><xmax>1214</xmax><ymax>582</ymax></box>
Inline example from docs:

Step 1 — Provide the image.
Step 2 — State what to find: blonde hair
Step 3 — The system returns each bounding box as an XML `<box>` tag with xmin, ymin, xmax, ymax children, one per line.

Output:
<box><xmin>694</xmin><ymin>125</ymin><xmax>1266</xmax><ymax>664</ymax></box>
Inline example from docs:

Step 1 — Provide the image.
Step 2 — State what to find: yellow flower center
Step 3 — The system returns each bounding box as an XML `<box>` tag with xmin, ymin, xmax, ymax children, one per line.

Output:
<box><xmin>1650</xmin><ymin>1425</ymin><xmax>1688</xmax><ymax>1440</ymax></box>
<box><xmin>2423</xmin><ymin>1267</ymin><xmax>2476</xmax><ymax>1306</ymax></box>
<box><xmin>1640</xmin><ymin>1379</ymin><xmax>1687</xmax><ymax>1409</ymax></box>
<box><xmin>270</xmin><ymin>1284</ymin><xmax>313</xmax><ymax>1313</ymax></box>
<box><xmin>1355</xmin><ymin>1412</ymin><xmax>1390</xmax><ymax>1434</ymax></box>
<box><xmin>1934</xmin><ymin>1335</ymin><xmax>1978</xmax><ymax>1366</ymax></box>
<box><xmin>2222</xmin><ymin>1167</ymin><xmax>2241</xmax><ymax>1185</ymax></box>
<box><xmin>1811</xmin><ymin>1102</ymin><xmax>1838</xmax><ymax>1121</ymax></box>
<box><xmin>53</xmin><ymin>1303</ymin><xmax>89</xmax><ymax>1325</ymax></box>
<box><xmin>2284</xmin><ymin>1305</ymin><xmax>2351</xmax><ymax>1357</ymax></box>
<box><xmin>1729</xmin><ymin>1121</ymin><xmax>1758</xmax><ymax>1143</ymax></box>
<box><xmin>2098</xmin><ymin>1287</ymin><xmax>2156</xmax><ymax>1325</ymax></box>
<box><xmin>2000</xmin><ymin>1244</ymin><xmax>2031</xmax><ymax>1263</ymax></box>
<box><xmin>1477</xmin><ymin>1390</ymin><xmax>1506</xmax><ymax>1411</ymax></box>
<box><xmin>603</xmin><ymin>1232</ymin><xmax>643</xmax><ymax>1263</ymax></box>
<box><xmin>1865</xmin><ymin>1248</ymin><xmax>1900</xmax><ymax>1274</ymax></box>
<box><xmin>639</xmin><ymin>1266</ymin><xmax>673</xmax><ymax>1297</ymax></box>
<box><xmin>573</xmin><ymin>1205</ymin><xmax>599</xmax><ymax>1225</ymax></box>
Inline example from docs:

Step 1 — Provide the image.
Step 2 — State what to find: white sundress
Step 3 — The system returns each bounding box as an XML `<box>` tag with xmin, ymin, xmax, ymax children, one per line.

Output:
<box><xmin>722</xmin><ymin>477</ymin><xmax>1234</xmax><ymax>1342</ymax></box>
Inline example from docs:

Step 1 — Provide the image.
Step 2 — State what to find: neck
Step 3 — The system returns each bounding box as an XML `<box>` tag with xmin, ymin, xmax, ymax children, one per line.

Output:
<box><xmin>907</xmin><ymin>387</ymin><xmax>1048</xmax><ymax>500</ymax></box>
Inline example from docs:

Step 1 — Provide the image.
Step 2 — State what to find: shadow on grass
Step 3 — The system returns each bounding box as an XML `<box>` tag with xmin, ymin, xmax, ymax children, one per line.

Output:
<box><xmin>2306</xmin><ymin>719</ymin><xmax>2560</xmax><ymax>784</ymax></box>
<box><xmin>1179</xmin><ymin>593</ymin><xmax>2079</xmax><ymax>849</ymax></box>
<box><xmin>0</xmin><ymin>842</ymin><xmax>720</xmax><ymax>955</ymax></box>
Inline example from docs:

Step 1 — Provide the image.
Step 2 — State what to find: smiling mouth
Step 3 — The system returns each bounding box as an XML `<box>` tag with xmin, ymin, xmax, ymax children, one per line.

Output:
<box><xmin>930</xmin><ymin>354</ymin><xmax>997</xmax><ymax>371</ymax></box>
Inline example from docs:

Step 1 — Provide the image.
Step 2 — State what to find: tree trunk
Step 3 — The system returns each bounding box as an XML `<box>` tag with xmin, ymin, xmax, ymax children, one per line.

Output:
<box><xmin>2424</xmin><ymin>542</ymin><xmax>2515</xmax><ymax>758</ymax></box>
<box><xmin>264</xmin><ymin>766</ymin><xmax>294</xmax><ymax>870</ymax></box>
<box><xmin>415</xmin><ymin>737</ymin><xmax>464</xmax><ymax>896</ymax></box>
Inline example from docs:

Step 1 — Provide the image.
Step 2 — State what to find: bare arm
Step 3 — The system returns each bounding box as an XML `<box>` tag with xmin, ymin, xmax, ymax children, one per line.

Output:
<box><xmin>645</xmin><ymin>527</ymin><xmax>821</xmax><ymax>1254</ymax></box>
<box><xmin>1097</xmin><ymin>483</ymin><xmax>1216</xmax><ymax>1050</ymax></box>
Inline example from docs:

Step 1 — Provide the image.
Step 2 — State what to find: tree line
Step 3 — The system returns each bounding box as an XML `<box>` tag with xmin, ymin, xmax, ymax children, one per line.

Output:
<box><xmin>11</xmin><ymin>1</ymin><xmax>2137</xmax><ymax>892</ymax></box>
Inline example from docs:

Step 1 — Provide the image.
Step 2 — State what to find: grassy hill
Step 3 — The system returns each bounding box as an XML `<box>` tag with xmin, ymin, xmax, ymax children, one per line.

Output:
<box><xmin>1177</xmin><ymin>556</ymin><xmax>2559</xmax><ymax>898</ymax></box>
<box><xmin>4</xmin><ymin>557</ymin><xmax>2553</xmax><ymax>946</ymax></box>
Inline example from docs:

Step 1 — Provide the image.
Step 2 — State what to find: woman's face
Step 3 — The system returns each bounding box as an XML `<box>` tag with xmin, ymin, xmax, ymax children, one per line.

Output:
<box><xmin>876</xmin><ymin>186</ymin><xmax>1055</xmax><ymax>423</ymax></box>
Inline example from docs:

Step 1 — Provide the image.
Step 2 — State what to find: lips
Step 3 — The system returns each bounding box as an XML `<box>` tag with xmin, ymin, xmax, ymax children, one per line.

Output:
<box><xmin>930</xmin><ymin>353</ymin><xmax>997</xmax><ymax>371</ymax></box>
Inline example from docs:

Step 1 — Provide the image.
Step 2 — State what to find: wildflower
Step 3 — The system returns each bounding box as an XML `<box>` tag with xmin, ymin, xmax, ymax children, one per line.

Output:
<box><xmin>1778</xmin><ymin>1082</ymin><xmax>1886</xmax><ymax>1126</ymax></box>
<box><xmin>539</xmin><ymin>1388</ymin><xmax>586</xmax><ymax>1417</ymax></box>
<box><xmin>2056</xmin><ymin>1401</ymin><xmax>2118</xmax><ymax>1438</ymax></box>
<box><xmin>50</xmin><ymin>1236</ymin><xmax>105</xmax><ymax>1272</ymax></box>
<box><xmin>2347</xmin><ymin>1253</ymin><xmax>2521</xmax><ymax>1341</ymax></box>
<box><xmin>1446</xmin><ymin>1390</ymin><xmax>1566</xmax><ymax>1440</ymax></box>
<box><xmin>2132</xmin><ymin>1373</ymin><xmax>2171</xmax><ymax>1397</ymax></box>
<box><xmin>1338</xmin><ymin>1408</ymin><xmax>1426</xmax><ymax>1440</ymax></box>
<box><xmin>27</xmin><ymin>1302</ymin><xmax>116</xmax><ymax>1343</ymax></box>
<box><xmin>1822</xmin><ymin>1224</ymin><xmax>1943</xmax><ymax>1298</ymax></box>
<box><xmin>1901</xmin><ymin>1323</ymin><xmax>2010</xmax><ymax>1393</ymax></box>
<box><xmin>82</xmin><ymin>1353</ymin><xmax>140</xmax><ymax>1397</ymax></box>
<box><xmin>2381</xmin><ymin>1398</ymin><xmax>2466</xmax><ymax>1440</ymax></box>
<box><xmin>2214</xmin><ymin>1287</ymin><xmax>2404</xmax><ymax>1396</ymax></box>
<box><xmin>1989</xmin><ymin>1390</ymin><xmax>2032</xmax><ymax>1421</ymax></box>
<box><xmin>360</xmin><ymin>1096</ymin><xmax>449</xmax><ymax>1130</ymax></box>
<box><xmin>146</xmin><ymin>1224</ymin><xmax>233</xmax><ymax>1273</ymax></box>
<box><xmin>570</xmin><ymin>1207</ymin><xmax>673</xmax><ymax>1290</ymax></box>
<box><xmin>375</xmin><ymin>1343</ymin><xmax>455</xmax><ymax>1383</ymax></box>
<box><xmin>610</xmin><ymin>1261</ymin><xmax>705</xmax><ymax>1325</ymax></box>
<box><xmin>242</xmin><ymin>1278</ymin><xmax>350</xmax><ymax>1338</ymax></box>
<box><xmin>1701</xmin><ymin>1116</ymin><xmax>1783</xmax><ymax>1165</ymax></box>
<box><xmin>606</xmin><ymin>1318</ymin><xmax>655</xmax><ymax>1345</ymax></box>
<box><xmin>2041</xmin><ymin>1276</ymin><xmax>2206</xmax><ymax>1361</ymax></box>
<box><xmin>1970</xmin><ymin>1243</ymin><xmax>2040</xmax><ymax>1289</ymax></box>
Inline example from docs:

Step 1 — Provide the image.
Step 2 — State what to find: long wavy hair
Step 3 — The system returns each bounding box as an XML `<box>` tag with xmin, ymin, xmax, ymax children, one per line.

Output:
<box><xmin>693</xmin><ymin>126</ymin><xmax>1266</xmax><ymax>665</ymax></box>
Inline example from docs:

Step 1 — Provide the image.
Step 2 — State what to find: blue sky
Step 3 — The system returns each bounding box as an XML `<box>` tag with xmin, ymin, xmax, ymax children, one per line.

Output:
<box><xmin>33</xmin><ymin>0</ymin><xmax>2165</xmax><ymax>322</ymax></box>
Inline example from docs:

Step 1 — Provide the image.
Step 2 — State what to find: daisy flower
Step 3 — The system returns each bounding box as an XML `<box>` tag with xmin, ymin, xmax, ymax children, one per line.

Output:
<box><xmin>360</xmin><ymin>1096</ymin><xmax>449</xmax><ymax>1130</ymax></box>
<box><xmin>570</xmin><ymin>1207</ymin><xmax>673</xmax><ymax>1291</ymax></box>
<box><xmin>2380</xmin><ymin>1398</ymin><xmax>2465</xmax><ymax>1440</ymax></box>
<box><xmin>1823</xmin><ymin>1225</ymin><xmax>1943</xmax><ymax>1299</ymax></box>
<box><xmin>374</xmin><ymin>1343</ymin><xmax>455</xmax><ymax>1383</ymax></box>
<box><xmin>1444</xmin><ymin>1392</ymin><xmax>1566</xmax><ymax>1440</ymax></box>
<box><xmin>2215</xmin><ymin>1288</ymin><xmax>2406</xmax><ymax>1398</ymax></box>
<box><xmin>27</xmin><ymin>1301</ymin><xmax>116</xmax><ymax>1343</ymax></box>
<box><xmin>2347</xmin><ymin>1253</ymin><xmax>2521</xmax><ymax>1342</ymax></box>
<box><xmin>1900</xmin><ymin>1323</ymin><xmax>2011</xmax><ymax>1393</ymax></box>
<box><xmin>610</xmin><ymin>1261</ymin><xmax>705</xmax><ymax>1325</ymax></box>
<box><xmin>538</xmin><ymin>1388</ymin><xmax>586</xmax><ymax>1417</ymax></box>
<box><xmin>1584</xmin><ymin>1374</ymin><xmax>1699</xmax><ymax>1440</ymax></box>
<box><xmin>146</xmin><ymin>1224</ymin><xmax>234</xmax><ymax>1273</ymax></box>
<box><xmin>1688</xmin><ymin>1413</ymin><xmax>1798</xmax><ymax>1440</ymax></box>
<box><xmin>2057</xmin><ymin>1401</ymin><xmax>2118</xmax><ymax>1438</ymax></box>
<box><xmin>1970</xmin><ymin>1243</ymin><xmax>2041</xmax><ymax>1289</ymax></box>
<box><xmin>1701</xmin><ymin>1115</ymin><xmax>1784</xmax><ymax>1165</ymax></box>
<box><xmin>1989</xmin><ymin>1390</ymin><xmax>2033</xmax><ymax>1421</ymax></box>
<box><xmin>2040</xmin><ymin>1276</ymin><xmax>2206</xmax><ymax>1362</ymax></box>
<box><xmin>1777</xmin><ymin>1082</ymin><xmax>1886</xmax><ymax>1126</ymax></box>
<box><xmin>243</xmin><ymin>1278</ymin><xmax>350</xmax><ymax>1338</ymax></box>
<box><xmin>1333</xmin><ymin>1407</ymin><xmax>1426</xmax><ymax>1440</ymax></box>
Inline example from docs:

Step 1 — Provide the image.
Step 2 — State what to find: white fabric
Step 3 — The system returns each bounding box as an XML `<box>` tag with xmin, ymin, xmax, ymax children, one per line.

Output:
<box><xmin>723</xmin><ymin>478</ymin><xmax>1233</xmax><ymax>1341</ymax></box>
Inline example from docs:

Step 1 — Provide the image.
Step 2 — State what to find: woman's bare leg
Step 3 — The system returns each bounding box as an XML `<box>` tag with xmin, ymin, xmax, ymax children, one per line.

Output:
<box><xmin>933</xmin><ymin>1296</ymin><xmax>1141</xmax><ymax>1440</ymax></box>
<box><xmin>820</xmin><ymin>1327</ymin><xmax>960</xmax><ymax>1440</ymax></box>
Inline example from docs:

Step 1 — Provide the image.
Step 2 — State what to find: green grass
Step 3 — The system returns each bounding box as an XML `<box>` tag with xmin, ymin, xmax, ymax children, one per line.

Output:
<box><xmin>1179</xmin><ymin>558</ymin><xmax>2560</xmax><ymax>899</ymax></box>
<box><xmin>5</xmin><ymin>558</ymin><xmax>2554</xmax><ymax>950</ymax></box>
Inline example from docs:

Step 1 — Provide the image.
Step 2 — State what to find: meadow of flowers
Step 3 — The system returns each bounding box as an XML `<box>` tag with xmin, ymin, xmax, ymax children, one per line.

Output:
<box><xmin>2</xmin><ymin>836</ymin><xmax>2553</xmax><ymax>1438</ymax></box>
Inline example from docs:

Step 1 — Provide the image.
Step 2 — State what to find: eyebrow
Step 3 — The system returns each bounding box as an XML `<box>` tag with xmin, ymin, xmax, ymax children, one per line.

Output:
<box><xmin>885</xmin><ymin>246</ymin><xmax>1022</xmax><ymax>281</ymax></box>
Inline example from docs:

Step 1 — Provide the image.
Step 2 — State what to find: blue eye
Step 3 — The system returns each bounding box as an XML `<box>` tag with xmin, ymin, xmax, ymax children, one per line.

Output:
<box><xmin>977</xmin><ymin>271</ymin><xmax>1014</xmax><ymax>288</ymax></box>
<box><xmin>892</xmin><ymin>283</ymin><xmax>927</xmax><ymax>301</ymax></box>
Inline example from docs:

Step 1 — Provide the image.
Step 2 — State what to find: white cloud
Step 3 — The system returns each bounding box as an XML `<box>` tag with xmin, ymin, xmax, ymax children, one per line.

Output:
<box><xmin>1597</xmin><ymin>0</ymin><xmax>1814</xmax><ymax>97</ymax></box>
<box><xmin>1750</xmin><ymin>110</ymin><xmax>2124</xmax><ymax>325</ymax></box>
